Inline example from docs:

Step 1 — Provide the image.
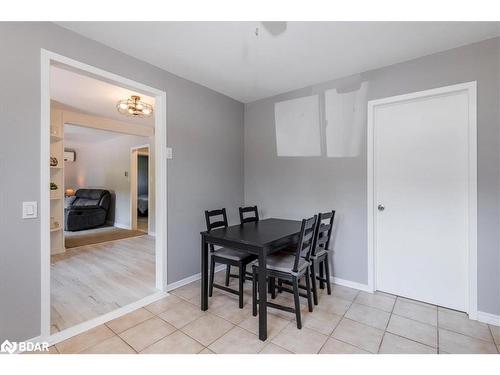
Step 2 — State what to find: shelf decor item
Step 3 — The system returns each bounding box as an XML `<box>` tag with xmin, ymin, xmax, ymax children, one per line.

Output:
<box><xmin>65</xmin><ymin>188</ymin><xmax>76</xmax><ymax>197</ymax></box>
<box><xmin>117</xmin><ymin>95</ymin><xmax>153</xmax><ymax>117</ymax></box>
<box><xmin>50</xmin><ymin>126</ymin><xmax>60</xmax><ymax>137</ymax></box>
<box><xmin>50</xmin><ymin>216</ymin><xmax>60</xmax><ymax>230</ymax></box>
<box><xmin>50</xmin><ymin>156</ymin><xmax>58</xmax><ymax>167</ymax></box>
<box><xmin>50</xmin><ymin>182</ymin><xmax>58</xmax><ymax>191</ymax></box>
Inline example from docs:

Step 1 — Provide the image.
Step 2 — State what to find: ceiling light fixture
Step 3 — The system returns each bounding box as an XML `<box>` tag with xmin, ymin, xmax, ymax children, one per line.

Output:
<box><xmin>116</xmin><ymin>95</ymin><xmax>153</xmax><ymax>117</ymax></box>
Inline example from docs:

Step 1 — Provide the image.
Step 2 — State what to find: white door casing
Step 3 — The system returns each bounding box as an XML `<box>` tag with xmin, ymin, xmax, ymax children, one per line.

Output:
<box><xmin>40</xmin><ymin>49</ymin><xmax>168</xmax><ymax>343</ymax></box>
<box><xmin>367</xmin><ymin>82</ymin><xmax>477</xmax><ymax>317</ymax></box>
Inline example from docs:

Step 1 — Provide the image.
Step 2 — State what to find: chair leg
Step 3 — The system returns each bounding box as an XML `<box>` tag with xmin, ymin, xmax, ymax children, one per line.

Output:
<box><xmin>292</xmin><ymin>277</ymin><xmax>302</xmax><ymax>329</ymax></box>
<box><xmin>238</xmin><ymin>264</ymin><xmax>244</xmax><ymax>309</ymax></box>
<box><xmin>319</xmin><ymin>261</ymin><xmax>325</xmax><ymax>289</ymax></box>
<box><xmin>324</xmin><ymin>255</ymin><xmax>332</xmax><ymax>295</ymax></box>
<box><xmin>278</xmin><ymin>279</ymin><xmax>283</xmax><ymax>293</ymax></box>
<box><xmin>252</xmin><ymin>267</ymin><xmax>258</xmax><ymax>316</ymax></box>
<box><xmin>225</xmin><ymin>264</ymin><xmax>231</xmax><ymax>286</ymax></box>
<box><xmin>310</xmin><ymin>260</ymin><xmax>318</xmax><ymax>305</ymax></box>
<box><xmin>305</xmin><ymin>268</ymin><xmax>313</xmax><ymax>313</ymax></box>
<box><xmin>270</xmin><ymin>277</ymin><xmax>276</xmax><ymax>299</ymax></box>
<box><xmin>209</xmin><ymin>256</ymin><xmax>215</xmax><ymax>297</ymax></box>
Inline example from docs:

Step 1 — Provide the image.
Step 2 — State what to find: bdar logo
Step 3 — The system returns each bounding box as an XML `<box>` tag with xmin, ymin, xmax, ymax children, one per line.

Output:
<box><xmin>1</xmin><ymin>340</ymin><xmax>17</xmax><ymax>354</ymax></box>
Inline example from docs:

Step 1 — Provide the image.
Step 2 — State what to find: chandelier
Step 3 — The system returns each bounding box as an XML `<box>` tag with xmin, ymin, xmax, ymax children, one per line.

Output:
<box><xmin>117</xmin><ymin>95</ymin><xmax>153</xmax><ymax>117</ymax></box>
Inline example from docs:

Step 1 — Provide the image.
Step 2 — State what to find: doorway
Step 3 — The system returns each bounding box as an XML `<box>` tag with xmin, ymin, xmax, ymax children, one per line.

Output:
<box><xmin>41</xmin><ymin>50</ymin><xmax>168</xmax><ymax>344</ymax></box>
<box><xmin>131</xmin><ymin>145</ymin><xmax>151</xmax><ymax>234</ymax></box>
<box><xmin>367</xmin><ymin>82</ymin><xmax>477</xmax><ymax>317</ymax></box>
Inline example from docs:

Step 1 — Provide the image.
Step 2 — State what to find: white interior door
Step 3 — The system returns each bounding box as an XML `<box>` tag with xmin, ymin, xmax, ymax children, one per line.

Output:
<box><xmin>373</xmin><ymin>88</ymin><xmax>472</xmax><ymax>312</ymax></box>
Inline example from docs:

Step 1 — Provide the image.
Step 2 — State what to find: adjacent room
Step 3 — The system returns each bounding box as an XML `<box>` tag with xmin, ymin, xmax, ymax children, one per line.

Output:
<box><xmin>1</xmin><ymin>21</ymin><xmax>500</xmax><ymax>357</ymax></box>
<box><xmin>48</xmin><ymin>64</ymin><xmax>158</xmax><ymax>333</ymax></box>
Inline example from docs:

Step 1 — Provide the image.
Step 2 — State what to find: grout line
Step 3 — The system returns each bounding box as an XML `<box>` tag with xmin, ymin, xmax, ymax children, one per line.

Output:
<box><xmin>436</xmin><ymin>303</ymin><xmax>440</xmax><ymax>354</ymax></box>
<box><xmin>383</xmin><ymin>331</ymin><xmax>437</xmax><ymax>351</ymax></box>
<box><xmin>376</xmin><ymin>295</ymin><xmax>397</xmax><ymax>353</ymax></box>
<box><xmin>135</xmin><ymin>327</ymin><xmax>180</xmax><ymax>353</ymax></box>
<box><xmin>489</xmin><ymin>325</ymin><xmax>500</xmax><ymax>354</ymax></box>
<box><xmin>316</xmin><ymin>285</ymin><xmax>358</xmax><ymax>353</ymax></box>
<box><xmin>116</xmin><ymin>335</ymin><xmax>139</xmax><ymax>354</ymax></box>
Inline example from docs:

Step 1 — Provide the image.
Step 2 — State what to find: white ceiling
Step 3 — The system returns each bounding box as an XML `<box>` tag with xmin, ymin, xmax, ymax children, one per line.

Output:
<box><xmin>57</xmin><ymin>21</ymin><xmax>500</xmax><ymax>103</ymax></box>
<box><xmin>50</xmin><ymin>65</ymin><xmax>155</xmax><ymax>127</ymax></box>
<box><xmin>64</xmin><ymin>124</ymin><xmax>126</xmax><ymax>144</ymax></box>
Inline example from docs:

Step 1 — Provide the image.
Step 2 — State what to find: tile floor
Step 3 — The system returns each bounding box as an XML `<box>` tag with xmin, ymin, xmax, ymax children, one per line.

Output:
<box><xmin>48</xmin><ymin>271</ymin><xmax>500</xmax><ymax>354</ymax></box>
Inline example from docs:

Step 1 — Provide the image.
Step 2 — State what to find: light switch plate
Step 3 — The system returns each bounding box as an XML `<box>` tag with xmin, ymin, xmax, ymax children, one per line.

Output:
<box><xmin>166</xmin><ymin>147</ymin><xmax>173</xmax><ymax>159</ymax></box>
<box><xmin>22</xmin><ymin>201</ymin><xmax>38</xmax><ymax>219</ymax></box>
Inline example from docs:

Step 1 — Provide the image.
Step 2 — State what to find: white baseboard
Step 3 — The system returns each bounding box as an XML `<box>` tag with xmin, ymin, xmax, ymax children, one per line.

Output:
<box><xmin>330</xmin><ymin>276</ymin><xmax>373</xmax><ymax>293</ymax></box>
<box><xmin>113</xmin><ymin>222</ymin><xmax>131</xmax><ymax>230</ymax></box>
<box><xmin>46</xmin><ymin>291</ymin><xmax>167</xmax><ymax>346</ymax></box>
<box><xmin>477</xmin><ymin>310</ymin><xmax>500</xmax><ymax>327</ymax></box>
<box><xmin>167</xmin><ymin>265</ymin><xmax>225</xmax><ymax>292</ymax></box>
<box><xmin>148</xmin><ymin>231</ymin><xmax>156</xmax><ymax>237</ymax></box>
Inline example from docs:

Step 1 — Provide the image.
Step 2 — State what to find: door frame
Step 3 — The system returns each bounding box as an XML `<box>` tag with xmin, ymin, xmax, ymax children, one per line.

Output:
<box><xmin>40</xmin><ymin>49</ymin><xmax>168</xmax><ymax>342</ymax></box>
<box><xmin>130</xmin><ymin>144</ymin><xmax>151</xmax><ymax>234</ymax></box>
<box><xmin>367</xmin><ymin>81</ymin><xmax>477</xmax><ymax>319</ymax></box>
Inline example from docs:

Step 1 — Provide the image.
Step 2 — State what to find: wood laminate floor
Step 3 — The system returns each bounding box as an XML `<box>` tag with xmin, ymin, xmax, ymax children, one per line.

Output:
<box><xmin>51</xmin><ymin>235</ymin><xmax>156</xmax><ymax>333</ymax></box>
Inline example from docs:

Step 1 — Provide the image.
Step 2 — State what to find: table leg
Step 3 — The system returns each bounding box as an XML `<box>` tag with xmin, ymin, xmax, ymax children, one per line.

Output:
<box><xmin>201</xmin><ymin>235</ymin><xmax>208</xmax><ymax>311</ymax></box>
<box><xmin>258</xmin><ymin>249</ymin><xmax>267</xmax><ymax>341</ymax></box>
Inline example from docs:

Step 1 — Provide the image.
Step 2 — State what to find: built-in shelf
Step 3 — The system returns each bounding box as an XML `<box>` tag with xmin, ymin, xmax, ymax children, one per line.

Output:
<box><xmin>50</xmin><ymin>108</ymin><xmax>65</xmax><ymax>255</ymax></box>
<box><xmin>51</xmin><ymin>135</ymin><xmax>63</xmax><ymax>142</ymax></box>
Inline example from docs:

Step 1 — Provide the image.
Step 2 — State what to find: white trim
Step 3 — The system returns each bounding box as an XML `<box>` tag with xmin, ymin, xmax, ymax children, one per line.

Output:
<box><xmin>330</xmin><ymin>276</ymin><xmax>372</xmax><ymax>293</ymax></box>
<box><xmin>367</xmin><ymin>81</ymin><xmax>478</xmax><ymax>318</ymax></box>
<box><xmin>40</xmin><ymin>49</ymin><xmax>168</xmax><ymax>343</ymax></box>
<box><xmin>113</xmin><ymin>222</ymin><xmax>132</xmax><ymax>230</ymax></box>
<box><xmin>476</xmin><ymin>311</ymin><xmax>500</xmax><ymax>327</ymax></box>
<box><xmin>155</xmin><ymin>89</ymin><xmax>168</xmax><ymax>291</ymax></box>
<box><xmin>167</xmin><ymin>265</ymin><xmax>226</xmax><ymax>291</ymax></box>
<box><xmin>47</xmin><ymin>292</ymin><xmax>167</xmax><ymax>346</ymax></box>
<box><xmin>40</xmin><ymin>50</ymin><xmax>51</xmax><ymax>340</ymax></box>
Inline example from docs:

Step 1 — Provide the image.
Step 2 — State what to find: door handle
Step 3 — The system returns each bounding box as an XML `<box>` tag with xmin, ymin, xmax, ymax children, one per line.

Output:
<box><xmin>377</xmin><ymin>204</ymin><xmax>385</xmax><ymax>211</ymax></box>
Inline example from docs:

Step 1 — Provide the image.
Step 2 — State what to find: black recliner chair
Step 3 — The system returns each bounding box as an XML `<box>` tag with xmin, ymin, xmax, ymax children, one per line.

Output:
<box><xmin>65</xmin><ymin>189</ymin><xmax>111</xmax><ymax>231</ymax></box>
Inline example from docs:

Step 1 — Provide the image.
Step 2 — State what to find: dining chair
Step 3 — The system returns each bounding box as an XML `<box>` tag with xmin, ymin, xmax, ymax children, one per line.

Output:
<box><xmin>310</xmin><ymin>210</ymin><xmax>335</xmax><ymax>304</ymax></box>
<box><xmin>239</xmin><ymin>205</ymin><xmax>259</xmax><ymax>224</ymax></box>
<box><xmin>205</xmin><ymin>208</ymin><xmax>257</xmax><ymax>308</ymax></box>
<box><xmin>252</xmin><ymin>216</ymin><xmax>317</xmax><ymax>329</ymax></box>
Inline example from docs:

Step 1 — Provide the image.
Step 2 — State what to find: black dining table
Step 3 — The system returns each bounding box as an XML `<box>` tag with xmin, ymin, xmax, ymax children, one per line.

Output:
<box><xmin>200</xmin><ymin>218</ymin><xmax>302</xmax><ymax>341</ymax></box>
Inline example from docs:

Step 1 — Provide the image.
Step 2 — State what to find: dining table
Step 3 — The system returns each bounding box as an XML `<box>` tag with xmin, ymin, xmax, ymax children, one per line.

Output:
<box><xmin>200</xmin><ymin>218</ymin><xmax>302</xmax><ymax>341</ymax></box>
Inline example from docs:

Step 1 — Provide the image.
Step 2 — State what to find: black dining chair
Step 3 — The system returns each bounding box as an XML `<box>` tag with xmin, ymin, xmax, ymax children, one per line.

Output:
<box><xmin>310</xmin><ymin>210</ymin><xmax>335</xmax><ymax>304</ymax></box>
<box><xmin>205</xmin><ymin>208</ymin><xmax>257</xmax><ymax>308</ymax></box>
<box><xmin>252</xmin><ymin>216</ymin><xmax>316</xmax><ymax>329</ymax></box>
<box><xmin>239</xmin><ymin>205</ymin><xmax>259</xmax><ymax>224</ymax></box>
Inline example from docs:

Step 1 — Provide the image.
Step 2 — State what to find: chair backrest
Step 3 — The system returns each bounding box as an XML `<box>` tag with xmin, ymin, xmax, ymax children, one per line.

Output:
<box><xmin>292</xmin><ymin>215</ymin><xmax>317</xmax><ymax>272</ymax></box>
<box><xmin>239</xmin><ymin>205</ymin><xmax>259</xmax><ymax>224</ymax></box>
<box><xmin>312</xmin><ymin>210</ymin><xmax>335</xmax><ymax>257</ymax></box>
<box><xmin>204</xmin><ymin>208</ymin><xmax>228</xmax><ymax>252</ymax></box>
<box><xmin>72</xmin><ymin>189</ymin><xmax>111</xmax><ymax>211</ymax></box>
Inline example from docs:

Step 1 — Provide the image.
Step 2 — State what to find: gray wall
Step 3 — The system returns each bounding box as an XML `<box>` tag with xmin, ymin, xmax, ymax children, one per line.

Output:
<box><xmin>65</xmin><ymin>134</ymin><xmax>151</xmax><ymax>228</ymax></box>
<box><xmin>0</xmin><ymin>22</ymin><xmax>244</xmax><ymax>341</ymax></box>
<box><xmin>244</xmin><ymin>37</ymin><xmax>500</xmax><ymax>315</ymax></box>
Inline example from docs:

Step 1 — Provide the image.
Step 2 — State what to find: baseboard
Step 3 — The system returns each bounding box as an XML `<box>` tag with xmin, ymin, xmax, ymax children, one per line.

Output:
<box><xmin>477</xmin><ymin>310</ymin><xmax>500</xmax><ymax>327</ymax></box>
<box><xmin>148</xmin><ymin>231</ymin><xmax>156</xmax><ymax>237</ymax></box>
<box><xmin>113</xmin><ymin>222</ymin><xmax>131</xmax><ymax>230</ymax></box>
<box><xmin>330</xmin><ymin>276</ymin><xmax>373</xmax><ymax>293</ymax></box>
<box><xmin>167</xmin><ymin>265</ymin><xmax>226</xmax><ymax>292</ymax></box>
<box><xmin>46</xmin><ymin>291</ymin><xmax>167</xmax><ymax>346</ymax></box>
